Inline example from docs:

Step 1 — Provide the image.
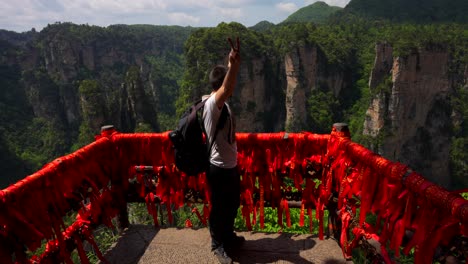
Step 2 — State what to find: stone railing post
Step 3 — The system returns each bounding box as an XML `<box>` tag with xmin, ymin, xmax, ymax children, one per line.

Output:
<box><xmin>100</xmin><ymin>125</ymin><xmax>129</xmax><ymax>232</ymax></box>
<box><xmin>330</xmin><ymin>122</ymin><xmax>351</xmax><ymax>139</ymax></box>
<box><xmin>327</xmin><ymin>123</ymin><xmax>350</xmax><ymax>240</ymax></box>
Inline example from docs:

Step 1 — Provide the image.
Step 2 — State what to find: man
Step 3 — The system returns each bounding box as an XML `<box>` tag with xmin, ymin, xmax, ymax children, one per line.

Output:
<box><xmin>202</xmin><ymin>37</ymin><xmax>244</xmax><ymax>264</ymax></box>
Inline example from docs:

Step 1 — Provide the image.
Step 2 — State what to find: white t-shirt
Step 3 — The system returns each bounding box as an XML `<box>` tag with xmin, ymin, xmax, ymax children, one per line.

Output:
<box><xmin>202</xmin><ymin>94</ymin><xmax>237</xmax><ymax>168</ymax></box>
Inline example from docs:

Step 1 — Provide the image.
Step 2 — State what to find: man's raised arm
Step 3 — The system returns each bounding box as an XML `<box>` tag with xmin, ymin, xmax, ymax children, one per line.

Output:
<box><xmin>215</xmin><ymin>37</ymin><xmax>240</xmax><ymax>109</ymax></box>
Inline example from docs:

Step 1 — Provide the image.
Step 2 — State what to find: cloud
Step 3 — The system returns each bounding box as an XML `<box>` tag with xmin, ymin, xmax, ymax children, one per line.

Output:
<box><xmin>2</xmin><ymin>0</ymin><xmax>345</xmax><ymax>32</ymax></box>
<box><xmin>1</xmin><ymin>0</ymin><xmax>175</xmax><ymax>31</ymax></box>
<box><xmin>0</xmin><ymin>0</ymin><xmax>63</xmax><ymax>31</ymax></box>
<box><xmin>276</xmin><ymin>2</ymin><xmax>298</xmax><ymax>13</ymax></box>
<box><xmin>218</xmin><ymin>0</ymin><xmax>252</xmax><ymax>5</ymax></box>
<box><xmin>167</xmin><ymin>12</ymin><xmax>200</xmax><ymax>25</ymax></box>
<box><xmin>61</xmin><ymin>0</ymin><xmax>167</xmax><ymax>15</ymax></box>
<box><xmin>216</xmin><ymin>7</ymin><xmax>242</xmax><ymax>20</ymax></box>
<box><xmin>216</xmin><ymin>0</ymin><xmax>271</xmax><ymax>6</ymax></box>
<box><xmin>304</xmin><ymin>0</ymin><xmax>351</xmax><ymax>8</ymax></box>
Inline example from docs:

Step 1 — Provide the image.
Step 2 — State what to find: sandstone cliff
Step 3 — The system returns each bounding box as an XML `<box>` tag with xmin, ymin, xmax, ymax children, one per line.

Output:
<box><xmin>0</xmin><ymin>23</ymin><xmax>465</xmax><ymax>190</ymax></box>
<box><xmin>18</xmin><ymin>24</ymin><xmax>190</xmax><ymax>137</ymax></box>
<box><xmin>0</xmin><ymin>24</ymin><xmax>193</xmax><ymax>187</ymax></box>
<box><xmin>284</xmin><ymin>46</ymin><xmax>315</xmax><ymax>132</ymax></box>
<box><xmin>364</xmin><ymin>43</ymin><xmax>459</xmax><ymax>187</ymax></box>
<box><xmin>235</xmin><ymin>57</ymin><xmax>281</xmax><ymax>132</ymax></box>
<box><xmin>283</xmin><ymin>44</ymin><xmax>347</xmax><ymax>132</ymax></box>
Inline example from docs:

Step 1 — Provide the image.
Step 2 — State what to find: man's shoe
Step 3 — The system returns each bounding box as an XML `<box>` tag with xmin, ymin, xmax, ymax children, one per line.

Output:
<box><xmin>213</xmin><ymin>247</ymin><xmax>233</xmax><ymax>264</ymax></box>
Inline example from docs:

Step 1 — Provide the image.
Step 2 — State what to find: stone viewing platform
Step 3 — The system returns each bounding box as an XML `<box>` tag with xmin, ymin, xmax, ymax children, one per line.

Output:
<box><xmin>103</xmin><ymin>225</ymin><xmax>353</xmax><ymax>264</ymax></box>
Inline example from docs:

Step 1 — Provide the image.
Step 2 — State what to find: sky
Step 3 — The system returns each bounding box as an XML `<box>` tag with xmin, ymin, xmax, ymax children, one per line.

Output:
<box><xmin>0</xmin><ymin>0</ymin><xmax>351</xmax><ymax>33</ymax></box>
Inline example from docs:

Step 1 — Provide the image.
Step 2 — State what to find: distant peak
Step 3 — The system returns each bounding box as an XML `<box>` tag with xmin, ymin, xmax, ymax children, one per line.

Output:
<box><xmin>312</xmin><ymin>1</ymin><xmax>328</xmax><ymax>6</ymax></box>
<box><xmin>281</xmin><ymin>1</ymin><xmax>342</xmax><ymax>24</ymax></box>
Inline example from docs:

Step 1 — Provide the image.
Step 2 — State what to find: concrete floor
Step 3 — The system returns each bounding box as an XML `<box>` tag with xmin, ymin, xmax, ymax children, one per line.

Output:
<box><xmin>102</xmin><ymin>225</ymin><xmax>353</xmax><ymax>264</ymax></box>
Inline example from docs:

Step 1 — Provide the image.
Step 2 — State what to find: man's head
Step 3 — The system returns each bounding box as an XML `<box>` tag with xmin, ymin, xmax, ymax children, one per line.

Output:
<box><xmin>209</xmin><ymin>65</ymin><xmax>227</xmax><ymax>91</ymax></box>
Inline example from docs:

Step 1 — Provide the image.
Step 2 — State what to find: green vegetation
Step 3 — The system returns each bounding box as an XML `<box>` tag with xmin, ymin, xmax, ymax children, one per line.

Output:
<box><xmin>249</xmin><ymin>20</ymin><xmax>276</xmax><ymax>32</ymax></box>
<box><xmin>31</xmin><ymin>203</ymin><xmax>329</xmax><ymax>262</ymax></box>
<box><xmin>450</xmin><ymin>85</ymin><xmax>468</xmax><ymax>188</ymax></box>
<box><xmin>35</xmin><ymin>192</ymin><xmax>468</xmax><ymax>263</ymax></box>
<box><xmin>177</xmin><ymin>22</ymin><xmax>274</xmax><ymax>115</ymax></box>
<box><xmin>72</xmin><ymin>79</ymin><xmax>107</xmax><ymax>150</ymax></box>
<box><xmin>1</xmin><ymin>2</ymin><xmax>468</xmax><ymax>262</ymax></box>
<box><xmin>0</xmin><ymin>1</ymin><xmax>467</xmax><ymax>190</ymax></box>
<box><xmin>307</xmin><ymin>89</ymin><xmax>339</xmax><ymax>133</ymax></box>
<box><xmin>146</xmin><ymin>52</ymin><xmax>185</xmax><ymax>131</ymax></box>
<box><xmin>235</xmin><ymin>207</ymin><xmax>328</xmax><ymax>235</ymax></box>
<box><xmin>344</xmin><ymin>0</ymin><xmax>468</xmax><ymax>24</ymax></box>
<box><xmin>0</xmin><ymin>23</ymin><xmax>196</xmax><ymax>187</ymax></box>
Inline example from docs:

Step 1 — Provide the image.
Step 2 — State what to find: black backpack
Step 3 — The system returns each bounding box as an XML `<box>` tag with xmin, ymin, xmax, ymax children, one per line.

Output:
<box><xmin>169</xmin><ymin>98</ymin><xmax>227</xmax><ymax>175</ymax></box>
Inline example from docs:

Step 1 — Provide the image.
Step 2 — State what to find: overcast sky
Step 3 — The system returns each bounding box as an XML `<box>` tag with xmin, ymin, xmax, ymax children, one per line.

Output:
<box><xmin>1</xmin><ymin>0</ymin><xmax>351</xmax><ymax>33</ymax></box>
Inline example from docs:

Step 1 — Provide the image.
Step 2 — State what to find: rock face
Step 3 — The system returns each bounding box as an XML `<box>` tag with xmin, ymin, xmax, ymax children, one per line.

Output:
<box><xmin>368</xmin><ymin>43</ymin><xmax>393</xmax><ymax>90</ymax></box>
<box><xmin>121</xmin><ymin>67</ymin><xmax>159</xmax><ymax>132</ymax></box>
<box><xmin>283</xmin><ymin>45</ymin><xmax>346</xmax><ymax>132</ymax></box>
<box><xmin>16</xmin><ymin>24</ymin><xmax>190</xmax><ymax>137</ymax></box>
<box><xmin>284</xmin><ymin>46</ymin><xmax>312</xmax><ymax>132</ymax></box>
<box><xmin>364</xmin><ymin>43</ymin><xmax>455</xmax><ymax>187</ymax></box>
<box><xmin>0</xmin><ymin>24</ymin><xmax>464</xmax><ymax>190</ymax></box>
<box><xmin>236</xmin><ymin>58</ymin><xmax>272</xmax><ymax>132</ymax></box>
<box><xmin>0</xmin><ymin>24</ymin><xmax>195</xmax><ymax>187</ymax></box>
<box><xmin>364</xmin><ymin>43</ymin><xmax>393</xmax><ymax>138</ymax></box>
<box><xmin>79</xmin><ymin>81</ymin><xmax>108</xmax><ymax>135</ymax></box>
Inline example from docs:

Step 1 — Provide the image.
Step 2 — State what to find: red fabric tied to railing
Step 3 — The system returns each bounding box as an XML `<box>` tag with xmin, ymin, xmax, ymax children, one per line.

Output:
<box><xmin>0</xmin><ymin>137</ymin><xmax>118</xmax><ymax>263</ymax></box>
<box><xmin>326</xmin><ymin>134</ymin><xmax>468</xmax><ymax>263</ymax></box>
<box><xmin>0</xmin><ymin>130</ymin><xmax>467</xmax><ymax>264</ymax></box>
<box><xmin>235</xmin><ymin>132</ymin><xmax>329</xmax><ymax>232</ymax></box>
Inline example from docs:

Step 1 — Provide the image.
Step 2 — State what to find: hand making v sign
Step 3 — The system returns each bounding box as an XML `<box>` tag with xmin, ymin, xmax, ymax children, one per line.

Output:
<box><xmin>227</xmin><ymin>37</ymin><xmax>240</xmax><ymax>68</ymax></box>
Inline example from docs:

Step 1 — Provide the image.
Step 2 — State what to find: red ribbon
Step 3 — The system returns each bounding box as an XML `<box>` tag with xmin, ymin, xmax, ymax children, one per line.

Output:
<box><xmin>1</xmin><ymin>131</ymin><xmax>467</xmax><ymax>264</ymax></box>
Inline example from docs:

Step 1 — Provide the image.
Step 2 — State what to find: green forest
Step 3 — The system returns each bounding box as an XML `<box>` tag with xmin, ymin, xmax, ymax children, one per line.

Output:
<box><xmin>0</xmin><ymin>1</ymin><xmax>467</xmax><ymax>190</ymax></box>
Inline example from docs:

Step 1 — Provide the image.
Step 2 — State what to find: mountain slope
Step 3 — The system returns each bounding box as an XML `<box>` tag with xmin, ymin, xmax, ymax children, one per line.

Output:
<box><xmin>344</xmin><ymin>0</ymin><xmax>468</xmax><ymax>23</ymax></box>
<box><xmin>0</xmin><ymin>23</ymin><xmax>194</xmax><ymax>187</ymax></box>
<box><xmin>0</xmin><ymin>21</ymin><xmax>466</xmax><ymax>190</ymax></box>
<box><xmin>250</xmin><ymin>20</ymin><xmax>275</xmax><ymax>32</ymax></box>
<box><xmin>282</xmin><ymin>1</ymin><xmax>342</xmax><ymax>24</ymax></box>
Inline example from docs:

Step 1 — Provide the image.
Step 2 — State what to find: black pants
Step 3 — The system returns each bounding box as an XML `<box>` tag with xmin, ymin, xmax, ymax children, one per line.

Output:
<box><xmin>206</xmin><ymin>164</ymin><xmax>241</xmax><ymax>250</ymax></box>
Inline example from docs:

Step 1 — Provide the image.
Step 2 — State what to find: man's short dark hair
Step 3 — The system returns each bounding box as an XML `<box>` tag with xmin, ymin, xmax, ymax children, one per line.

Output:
<box><xmin>209</xmin><ymin>65</ymin><xmax>227</xmax><ymax>91</ymax></box>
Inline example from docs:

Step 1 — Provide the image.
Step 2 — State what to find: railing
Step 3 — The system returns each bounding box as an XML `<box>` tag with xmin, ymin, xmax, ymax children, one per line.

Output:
<box><xmin>0</xmin><ymin>124</ymin><xmax>466</xmax><ymax>264</ymax></box>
